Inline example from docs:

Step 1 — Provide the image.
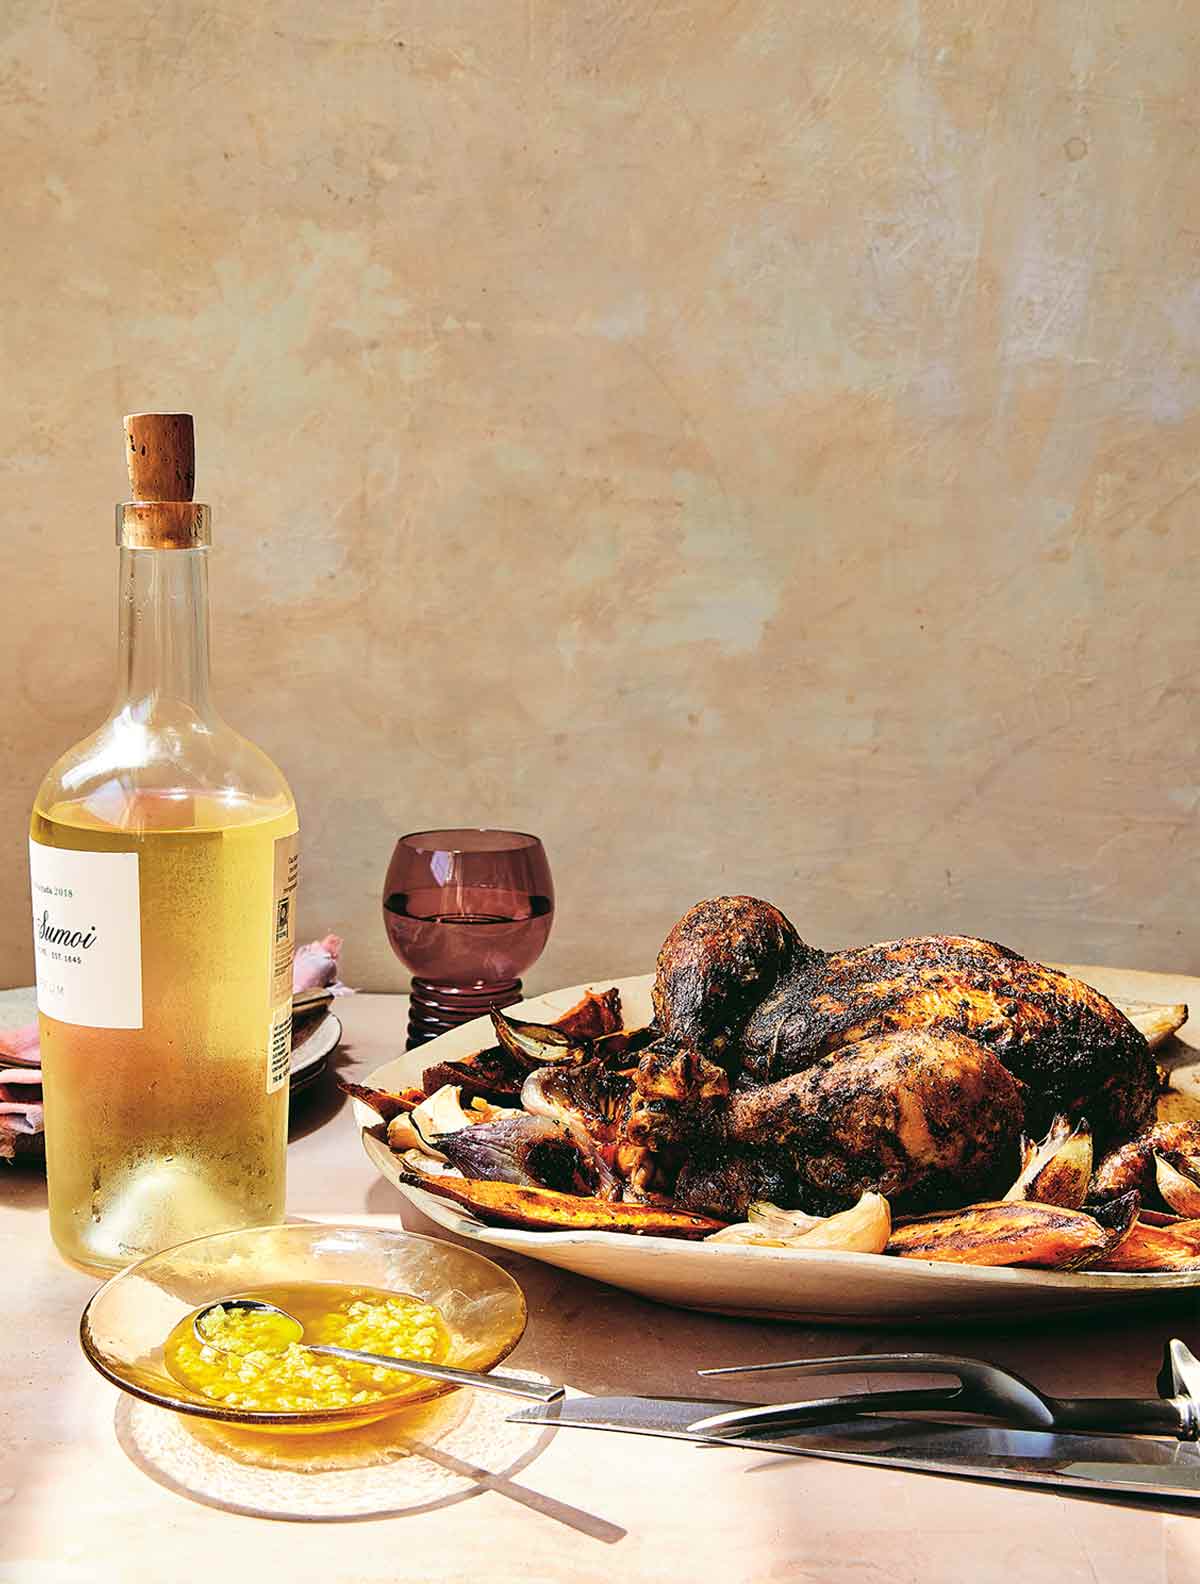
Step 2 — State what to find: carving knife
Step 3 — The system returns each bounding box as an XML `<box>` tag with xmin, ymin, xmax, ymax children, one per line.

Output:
<box><xmin>507</xmin><ymin>1395</ymin><xmax>1200</xmax><ymax>1503</ymax></box>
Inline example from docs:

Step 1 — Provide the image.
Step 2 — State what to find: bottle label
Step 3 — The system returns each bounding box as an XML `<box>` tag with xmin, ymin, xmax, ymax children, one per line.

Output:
<box><xmin>266</xmin><ymin>831</ymin><xmax>299</xmax><ymax>1093</ymax></box>
<box><xmin>266</xmin><ymin>1004</ymin><xmax>293</xmax><ymax>1094</ymax></box>
<box><xmin>29</xmin><ymin>840</ymin><xmax>143</xmax><ymax>1029</ymax></box>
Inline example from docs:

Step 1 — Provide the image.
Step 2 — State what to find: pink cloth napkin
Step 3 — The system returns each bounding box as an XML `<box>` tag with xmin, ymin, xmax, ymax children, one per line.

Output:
<box><xmin>0</xmin><ymin>1047</ymin><xmax>44</xmax><ymax>1159</ymax></box>
<box><xmin>292</xmin><ymin>934</ymin><xmax>353</xmax><ymax>996</ymax></box>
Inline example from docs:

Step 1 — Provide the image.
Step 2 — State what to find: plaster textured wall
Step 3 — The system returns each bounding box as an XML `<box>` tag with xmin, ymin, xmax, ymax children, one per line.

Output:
<box><xmin>1</xmin><ymin>2</ymin><xmax>1197</xmax><ymax>993</ymax></box>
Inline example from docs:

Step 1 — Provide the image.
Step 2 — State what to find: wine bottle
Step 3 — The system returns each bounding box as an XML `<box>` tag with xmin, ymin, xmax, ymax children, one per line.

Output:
<box><xmin>30</xmin><ymin>415</ymin><xmax>299</xmax><ymax>1272</ymax></box>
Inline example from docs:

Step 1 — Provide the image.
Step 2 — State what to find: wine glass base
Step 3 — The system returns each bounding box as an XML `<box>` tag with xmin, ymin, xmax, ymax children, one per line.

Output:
<box><xmin>406</xmin><ymin>978</ymin><xmax>524</xmax><ymax>1050</ymax></box>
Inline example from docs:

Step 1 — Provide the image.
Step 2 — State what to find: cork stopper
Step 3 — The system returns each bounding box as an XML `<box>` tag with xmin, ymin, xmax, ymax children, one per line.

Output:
<box><xmin>124</xmin><ymin>413</ymin><xmax>195</xmax><ymax>501</ymax></box>
<box><xmin>118</xmin><ymin>413</ymin><xmax>209</xmax><ymax>548</ymax></box>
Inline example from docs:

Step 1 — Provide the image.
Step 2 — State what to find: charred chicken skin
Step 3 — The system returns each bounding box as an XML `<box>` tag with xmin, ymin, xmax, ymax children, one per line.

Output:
<box><xmin>724</xmin><ymin>1030</ymin><xmax>1024</xmax><ymax>1215</ymax></box>
<box><xmin>666</xmin><ymin>1030</ymin><xmax>1026</xmax><ymax>1219</ymax></box>
<box><xmin>741</xmin><ymin>932</ymin><xmax>1156</xmax><ymax>1141</ymax></box>
<box><xmin>631</xmin><ymin>897</ymin><xmax>1156</xmax><ymax>1218</ymax></box>
<box><xmin>651</xmin><ymin>895</ymin><xmax>802</xmax><ymax>1054</ymax></box>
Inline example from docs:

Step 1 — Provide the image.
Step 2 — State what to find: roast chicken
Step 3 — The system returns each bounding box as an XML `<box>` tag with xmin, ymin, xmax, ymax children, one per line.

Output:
<box><xmin>395</xmin><ymin>896</ymin><xmax>1161</xmax><ymax>1225</ymax></box>
<box><xmin>633</xmin><ymin>896</ymin><xmax>1157</xmax><ymax>1218</ymax></box>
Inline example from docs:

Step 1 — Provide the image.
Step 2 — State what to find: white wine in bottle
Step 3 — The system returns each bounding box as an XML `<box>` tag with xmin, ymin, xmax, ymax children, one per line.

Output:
<box><xmin>30</xmin><ymin>415</ymin><xmax>299</xmax><ymax>1273</ymax></box>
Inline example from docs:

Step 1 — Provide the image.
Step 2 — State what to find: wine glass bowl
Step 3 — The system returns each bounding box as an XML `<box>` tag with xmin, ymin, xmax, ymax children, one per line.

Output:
<box><xmin>383</xmin><ymin>830</ymin><xmax>554</xmax><ymax>1048</ymax></box>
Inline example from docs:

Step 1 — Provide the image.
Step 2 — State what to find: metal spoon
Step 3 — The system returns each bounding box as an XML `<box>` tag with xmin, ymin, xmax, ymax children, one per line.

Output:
<box><xmin>192</xmin><ymin>1298</ymin><xmax>562</xmax><ymax>1404</ymax></box>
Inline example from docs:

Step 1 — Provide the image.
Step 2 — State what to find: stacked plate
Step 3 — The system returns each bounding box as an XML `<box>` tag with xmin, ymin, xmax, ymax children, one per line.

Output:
<box><xmin>0</xmin><ymin>985</ymin><xmax>342</xmax><ymax>1162</ymax></box>
<box><xmin>289</xmin><ymin>986</ymin><xmax>344</xmax><ymax>1096</ymax></box>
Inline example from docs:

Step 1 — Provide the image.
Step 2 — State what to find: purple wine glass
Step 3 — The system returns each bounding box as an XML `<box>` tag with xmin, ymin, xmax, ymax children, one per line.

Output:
<box><xmin>383</xmin><ymin>829</ymin><xmax>555</xmax><ymax>1048</ymax></box>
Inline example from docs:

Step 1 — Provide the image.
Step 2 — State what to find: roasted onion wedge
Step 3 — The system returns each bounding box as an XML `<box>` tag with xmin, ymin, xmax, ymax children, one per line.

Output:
<box><xmin>1004</xmin><ymin>1114</ymin><xmax>1092</xmax><ymax>1208</ymax></box>
<box><xmin>521</xmin><ymin>1060</ymin><xmax>632</xmax><ymax>1142</ymax></box>
<box><xmin>1113</xmin><ymin>998</ymin><xmax>1188</xmax><ymax>1050</ymax></box>
<box><xmin>707</xmin><ymin>1203</ymin><xmax>824</xmax><ymax>1247</ymax></box>
<box><xmin>394</xmin><ymin>1164</ymin><xmax>724</xmax><ymax>1237</ymax></box>
<box><xmin>1088</xmin><ymin>1216</ymin><xmax>1200</xmax><ymax>1272</ymax></box>
<box><xmin>1085</xmin><ymin>1190</ymin><xmax>1142</xmax><ymax>1250</ymax></box>
<box><xmin>438</xmin><ymin>1115</ymin><xmax>599</xmax><ymax>1194</ymax></box>
<box><xmin>421</xmin><ymin>989</ymin><xmax>625</xmax><ymax>1097</ymax></box>
<box><xmin>790</xmin><ymin>1192</ymin><xmax>890</xmax><ymax>1253</ymax></box>
<box><xmin>886</xmin><ymin>1198</ymin><xmax>1133</xmax><ymax>1270</ymax></box>
<box><xmin>747</xmin><ymin>1201</ymin><xmax>825</xmax><ymax>1237</ymax></box>
<box><xmin>489</xmin><ymin>987</ymin><xmax>626</xmax><ymax>1068</ymax></box>
<box><xmin>1155</xmin><ymin>1153</ymin><xmax>1200</xmax><ymax>1218</ymax></box>
<box><xmin>491</xmin><ymin>1008</ymin><xmax>588</xmax><ymax>1067</ymax></box>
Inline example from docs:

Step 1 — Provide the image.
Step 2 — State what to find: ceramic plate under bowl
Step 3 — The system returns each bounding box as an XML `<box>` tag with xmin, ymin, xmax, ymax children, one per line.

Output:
<box><xmin>355</xmin><ymin>969</ymin><xmax>1200</xmax><ymax>1325</ymax></box>
<box><xmin>80</xmin><ymin>1221</ymin><xmax>527</xmax><ymax>1431</ymax></box>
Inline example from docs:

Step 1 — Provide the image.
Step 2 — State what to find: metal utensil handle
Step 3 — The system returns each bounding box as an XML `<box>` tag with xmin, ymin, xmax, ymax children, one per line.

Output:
<box><xmin>306</xmin><ymin>1342</ymin><xmax>562</xmax><ymax>1403</ymax></box>
<box><xmin>690</xmin><ymin>1386</ymin><xmax>964</xmax><ymax>1438</ymax></box>
<box><xmin>700</xmin><ymin>1351</ymin><xmax>968</xmax><ymax>1378</ymax></box>
<box><xmin>1050</xmin><ymin>1397</ymin><xmax>1190</xmax><ymax>1438</ymax></box>
<box><xmin>700</xmin><ymin>1351</ymin><xmax>1057</xmax><ymax>1428</ymax></box>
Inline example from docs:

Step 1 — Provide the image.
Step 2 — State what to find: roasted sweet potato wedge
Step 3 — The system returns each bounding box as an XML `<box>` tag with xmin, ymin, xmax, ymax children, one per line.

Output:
<box><xmin>340</xmin><ymin>1081</ymin><xmax>426</xmax><ymax>1121</ymax></box>
<box><xmin>553</xmin><ymin>987</ymin><xmax>624</xmax><ymax>1040</ymax></box>
<box><xmin>421</xmin><ymin>1047</ymin><xmax>527</xmax><ymax>1106</ymax></box>
<box><xmin>395</xmin><ymin>1165</ymin><xmax>724</xmax><ymax>1238</ymax></box>
<box><xmin>1136</xmin><ymin>1207</ymin><xmax>1183</xmax><ymax>1228</ymax></box>
<box><xmin>886</xmin><ymin>1199</ymin><xmax>1130</xmax><ymax>1270</ymax></box>
<box><xmin>1088</xmin><ymin>1216</ymin><xmax>1200</xmax><ymax>1272</ymax></box>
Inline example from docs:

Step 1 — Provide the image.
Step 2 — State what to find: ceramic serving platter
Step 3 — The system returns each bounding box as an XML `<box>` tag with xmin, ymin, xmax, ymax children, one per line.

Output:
<box><xmin>356</xmin><ymin>967</ymin><xmax>1200</xmax><ymax>1325</ymax></box>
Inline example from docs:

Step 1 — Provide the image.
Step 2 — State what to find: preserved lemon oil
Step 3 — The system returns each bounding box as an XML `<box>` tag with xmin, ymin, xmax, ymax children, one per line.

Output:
<box><xmin>163</xmin><ymin>1284</ymin><xmax>450</xmax><ymax>1413</ymax></box>
<box><xmin>30</xmin><ymin>415</ymin><xmax>298</xmax><ymax>1272</ymax></box>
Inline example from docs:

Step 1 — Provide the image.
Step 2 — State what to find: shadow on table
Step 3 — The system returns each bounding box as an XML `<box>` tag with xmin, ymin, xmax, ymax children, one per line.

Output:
<box><xmin>114</xmin><ymin>1387</ymin><xmax>625</xmax><ymax>1538</ymax></box>
<box><xmin>285</xmin><ymin>1013</ymin><xmax>375</xmax><ymax>1143</ymax></box>
<box><xmin>0</xmin><ymin>1157</ymin><xmax>48</xmax><ymax>1212</ymax></box>
<box><xmin>286</xmin><ymin>1063</ymin><xmax>348</xmax><ymax>1142</ymax></box>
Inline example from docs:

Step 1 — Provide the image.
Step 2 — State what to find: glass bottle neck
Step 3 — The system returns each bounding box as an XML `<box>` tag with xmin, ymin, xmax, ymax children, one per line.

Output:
<box><xmin>115</xmin><ymin>546</ymin><xmax>213</xmax><ymax>720</ymax></box>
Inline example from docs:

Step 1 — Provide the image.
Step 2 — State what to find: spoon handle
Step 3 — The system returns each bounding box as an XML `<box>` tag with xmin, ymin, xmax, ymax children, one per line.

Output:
<box><xmin>307</xmin><ymin>1342</ymin><xmax>562</xmax><ymax>1403</ymax></box>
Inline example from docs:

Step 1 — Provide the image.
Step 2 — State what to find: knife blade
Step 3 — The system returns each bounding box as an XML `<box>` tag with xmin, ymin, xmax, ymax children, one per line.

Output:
<box><xmin>506</xmin><ymin>1396</ymin><xmax>1200</xmax><ymax>1502</ymax></box>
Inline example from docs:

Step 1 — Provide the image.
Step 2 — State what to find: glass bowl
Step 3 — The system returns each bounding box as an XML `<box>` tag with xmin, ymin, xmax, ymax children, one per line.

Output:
<box><xmin>79</xmin><ymin>1222</ymin><xmax>528</xmax><ymax>1433</ymax></box>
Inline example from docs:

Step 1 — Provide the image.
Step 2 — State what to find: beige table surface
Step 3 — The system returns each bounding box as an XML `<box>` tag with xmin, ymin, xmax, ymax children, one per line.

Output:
<box><xmin>4</xmin><ymin>991</ymin><xmax>1199</xmax><ymax>1584</ymax></box>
